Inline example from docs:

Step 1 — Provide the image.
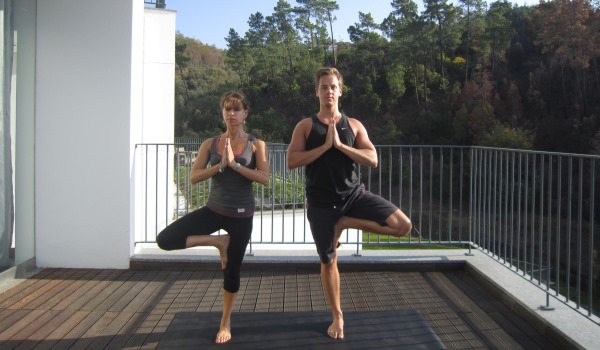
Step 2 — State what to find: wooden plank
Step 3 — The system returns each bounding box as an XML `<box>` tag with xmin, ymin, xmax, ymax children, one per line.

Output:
<box><xmin>446</xmin><ymin>271</ymin><xmax>559</xmax><ymax>350</ymax></box>
<box><xmin>123</xmin><ymin>270</ymin><xmax>180</xmax><ymax>314</ymax></box>
<box><xmin>15</xmin><ymin>269</ymin><xmax>84</xmax><ymax>310</ymax></box>
<box><xmin>0</xmin><ymin>309</ymin><xmax>20</xmax><ymax>333</ymax></box>
<box><xmin>12</xmin><ymin>309</ymin><xmax>78</xmax><ymax>350</ymax></box>
<box><xmin>101</xmin><ymin>311</ymin><xmax>149</xmax><ymax>350</ymax></box>
<box><xmin>0</xmin><ymin>309</ymin><xmax>31</xmax><ymax>348</ymax></box>
<box><xmin>81</xmin><ymin>270</ymin><xmax>135</xmax><ymax>311</ymax></box>
<box><xmin>10</xmin><ymin>309</ymin><xmax>71</xmax><ymax>350</ymax></box>
<box><xmin>35</xmin><ymin>269</ymin><xmax>103</xmax><ymax>310</ymax></box>
<box><xmin>64</xmin><ymin>311</ymin><xmax>119</xmax><ymax>350</ymax></box>
<box><xmin>0</xmin><ymin>309</ymin><xmax>47</xmax><ymax>341</ymax></box>
<box><xmin>56</xmin><ymin>269</ymin><xmax>125</xmax><ymax>311</ymax></box>
<box><xmin>121</xmin><ymin>312</ymin><xmax>156</xmax><ymax>350</ymax></box>
<box><xmin>0</xmin><ymin>269</ymin><xmax>57</xmax><ymax>305</ymax></box>
<box><xmin>0</xmin><ymin>267</ymin><xmax>567</xmax><ymax>350</ymax></box>
<box><xmin>0</xmin><ymin>269</ymin><xmax>71</xmax><ymax>308</ymax></box>
<box><xmin>85</xmin><ymin>311</ymin><xmax>137</xmax><ymax>350</ymax></box>
<box><xmin>48</xmin><ymin>311</ymin><xmax>106</xmax><ymax>350</ymax></box>
<box><xmin>107</xmin><ymin>271</ymin><xmax>153</xmax><ymax>312</ymax></box>
<box><xmin>30</xmin><ymin>311</ymin><xmax>92</xmax><ymax>350</ymax></box>
<box><xmin>121</xmin><ymin>271</ymin><xmax>188</xmax><ymax>349</ymax></box>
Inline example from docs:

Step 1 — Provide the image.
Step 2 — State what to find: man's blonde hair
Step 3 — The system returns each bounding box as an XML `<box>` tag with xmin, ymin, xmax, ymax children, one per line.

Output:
<box><xmin>315</xmin><ymin>67</ymin><xmax>343</xmax><ymax>89</ymax></box>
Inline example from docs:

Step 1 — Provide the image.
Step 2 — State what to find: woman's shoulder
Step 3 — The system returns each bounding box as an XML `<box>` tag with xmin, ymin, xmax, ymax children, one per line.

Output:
<box><xmin>199</xmin><ymin>136</ymin><xmax>218</xmax><ymax>151</ymax></box>
<box><xmin>250</xmin><ymin>135</ymin><xmax>266</xmax><ymax>146</ymax></box>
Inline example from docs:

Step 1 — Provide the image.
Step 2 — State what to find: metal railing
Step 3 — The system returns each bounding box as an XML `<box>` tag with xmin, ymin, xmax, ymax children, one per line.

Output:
<box><xmin>144</xmin><ymin>1</ymin><xmax>165</xmax><ymax>9</ymax></box>
<box><xmin>132</xmin><ymin>143</ymin><xmax>599</xmax><ymax>323</ymax></box>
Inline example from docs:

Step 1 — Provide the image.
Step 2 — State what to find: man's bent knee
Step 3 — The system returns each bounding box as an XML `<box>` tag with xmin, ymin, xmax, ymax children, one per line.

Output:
<box><xmin>394</xmin><ymin>220</ymin><xmax>412</xmax><ymax>237</ymax></box>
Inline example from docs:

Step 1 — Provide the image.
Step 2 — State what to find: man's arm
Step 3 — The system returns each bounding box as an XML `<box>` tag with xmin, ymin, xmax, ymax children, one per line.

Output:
<box><xmin>333</xmin><ymin>118</ymin><xmax>378</xmax><ymax>168</ymax></box>
<box><xmin>287</xmin><ymin>118</ymin><xmax>332</xmax><ymax>169</ymax></box>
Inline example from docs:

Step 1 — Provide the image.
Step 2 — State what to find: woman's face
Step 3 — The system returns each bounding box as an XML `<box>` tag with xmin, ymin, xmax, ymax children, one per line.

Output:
<box><xmin>222</xmin><ymin>102</ymin><xmax>248</xmax><ymax>126</ymax></box>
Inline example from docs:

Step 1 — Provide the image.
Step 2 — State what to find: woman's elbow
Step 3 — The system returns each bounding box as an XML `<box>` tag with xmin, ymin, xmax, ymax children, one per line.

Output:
<box><xmin>257</xmin><ymin>172</ymin><xmax>270</xmax><ymax>186</ymax></box>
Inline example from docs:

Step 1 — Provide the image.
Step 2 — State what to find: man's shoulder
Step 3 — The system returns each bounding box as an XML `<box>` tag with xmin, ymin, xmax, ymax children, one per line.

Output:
<box><xmin>296</xmin><ymin>116</ymin><xmax>314</xmax><ymax>127</ymax></box>
<box><xmin>345</xmin><ymin>116</ymin><xmax>365</xmax><ymax>128</ymax></box>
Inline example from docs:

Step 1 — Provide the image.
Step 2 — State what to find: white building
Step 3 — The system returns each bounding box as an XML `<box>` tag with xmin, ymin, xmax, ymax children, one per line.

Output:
<box><xmin>1</xmin><ymin>0</ymin><xmax>176</xmax><ymax>275</ymax></box>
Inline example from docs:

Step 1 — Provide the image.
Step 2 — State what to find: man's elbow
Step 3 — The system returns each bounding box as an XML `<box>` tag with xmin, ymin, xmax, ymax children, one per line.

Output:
<box><xmin>286</xmin><ymin>155</ymin><xmax>299</xmax><ymax>170</ymax></box>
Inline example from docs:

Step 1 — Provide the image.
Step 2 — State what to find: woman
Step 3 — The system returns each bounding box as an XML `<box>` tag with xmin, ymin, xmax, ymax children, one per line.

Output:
<box><xmin>156</xmin><ymin>91</ymin><xmax>269</xmax><ymax>344</ymax></box>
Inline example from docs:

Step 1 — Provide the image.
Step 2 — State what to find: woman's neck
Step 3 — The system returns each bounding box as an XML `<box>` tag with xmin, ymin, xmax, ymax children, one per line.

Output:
<box><xmin>224</xmin><ymin>127</ymin><xmax>245</xmax><ymax>140</ymax></box>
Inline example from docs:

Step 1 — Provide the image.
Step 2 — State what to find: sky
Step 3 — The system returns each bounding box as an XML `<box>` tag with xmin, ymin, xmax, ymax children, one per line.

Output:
<box><xmin>161</xmin><ymin>0</ymin><xmax>539</xmax><ymax>50</ymax></box>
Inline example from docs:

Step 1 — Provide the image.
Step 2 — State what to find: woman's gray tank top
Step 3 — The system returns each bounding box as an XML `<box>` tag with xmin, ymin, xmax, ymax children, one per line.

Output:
<box><xmin>206</xmin><ymin>135</ymin><xmax>256</xmax><ymax>217</ymax></box>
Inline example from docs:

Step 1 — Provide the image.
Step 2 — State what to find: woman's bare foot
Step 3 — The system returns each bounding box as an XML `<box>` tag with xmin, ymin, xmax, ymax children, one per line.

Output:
<box><xmin>216</xmin><ymin>234</ymin><xmax>230</xmax><ymax>270</ymax></box>
<box><xmin>215</xmin><ymin>326</ymin><xmax>231</xmax><ymax>343</ymax></box>
<box><xmin>327</xmin><ymin>318</ymin><xmax>344</xmax><ymax>339</ymax></box>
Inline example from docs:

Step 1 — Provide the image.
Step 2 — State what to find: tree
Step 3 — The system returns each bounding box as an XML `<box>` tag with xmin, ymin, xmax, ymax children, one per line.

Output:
<box><xmin>485</xmin><ymin>1</ymin><xmax>515</xmax><ymax>75</ymax></box>
<box><xmin>531</xmin><ymin>0</ymin><xmax>599</xmax><ymax>118</ymax></box>
<box><xmin>422</xmin><ymin>0</ymin><xmax>462</xmax><ymax>85</ymax></box>
<box><xmin>458</xmin><ymin>0</ymin><xmax>487</xmax><ymax>83</ymax></box>
<box><xmin>267</xmin><ymin>0</ymin><xmax>302</xmax><ymax>75</ymax></box>
<box><xmin>294</xmin><ymin>0</ymin><xmax>340</xmax><ymax>65</ymax></box>
<box><xmin>225</xmin><ymin>29</ymin><xmax>251</xmax><ymax>86</ymax></box>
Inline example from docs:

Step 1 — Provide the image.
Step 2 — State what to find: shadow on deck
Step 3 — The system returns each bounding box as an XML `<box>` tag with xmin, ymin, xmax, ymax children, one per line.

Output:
<box><xmin>0</xmin><ymin>249</ymin><xmax>595</xmax><ymax>349</ymax></box>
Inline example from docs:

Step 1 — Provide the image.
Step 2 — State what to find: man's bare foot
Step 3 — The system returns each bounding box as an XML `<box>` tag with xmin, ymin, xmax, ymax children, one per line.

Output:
<box><xmin>327</xmin><ymin>318</ymin><xmax>344</xmax><ymax>339</ymax></box>
<box><xmin>216</xmin><ymin>234</ymin><xmax>230</xmax><ymax>270</ymax></box>
<box><xmin>215</xmin><ymin>326</ymin><xmax>231</xmax><ymax>343</ymax></box>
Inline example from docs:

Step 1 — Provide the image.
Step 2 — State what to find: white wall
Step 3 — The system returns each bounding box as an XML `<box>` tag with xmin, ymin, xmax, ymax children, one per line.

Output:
<box><xmin>35</xmin><ymin>0</ymin><xmax>138</xmax><ymax>268</ymax></box>
<box><xmin>132</xmin><ymin>8</ymin><xmax>176</xmax><ymax>249</ymax></box>
<box><xmin>13</xmin><ymin>0</ymin><xmax>36</xmax><ymax>266</ymax></box>
<box><xmin>142</xmin><ymin>8</ymin><xmax>175</xmax><ymax>144</ymax></box>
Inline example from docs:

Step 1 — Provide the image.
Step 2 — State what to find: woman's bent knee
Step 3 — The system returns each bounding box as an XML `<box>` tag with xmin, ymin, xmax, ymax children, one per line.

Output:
<box><xmin>156</xmin><ymin>232</ymin><xmax>183</xmax><ymax>251</ymax></box>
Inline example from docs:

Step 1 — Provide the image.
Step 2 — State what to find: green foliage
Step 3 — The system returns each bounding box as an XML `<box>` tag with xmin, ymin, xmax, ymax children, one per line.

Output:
<box><xmin>476</xmin><ymin>122</ymin><xmax>532</xmax><ymax>149</ymax></box>
<box><xmin>173</xmin><ymin>166</ymin><xmax>209</xmax><ymax>210</ymax></box>
<box><xmin>361</xmin><ymin>232</ymin><xmax>466</xmax><ymax>250</ymax></box>
<box><xmin>174</xmin><ymin>166</ymin><xmax>305</xmax><ymax>211</ymax></box>
<box><xmin>172</xmin><ymin>1</ymin><xmax>600</xmax><ymax>154</ymax></box>
<box><xmin>248</xmin><ymin>108</ymin><xmax>293</xmax><ymax>143</ymax></box>
<box><xmin>253</xmin><ymin>171</ymin><xmax>305</xmax><ymax>209</ymax></box>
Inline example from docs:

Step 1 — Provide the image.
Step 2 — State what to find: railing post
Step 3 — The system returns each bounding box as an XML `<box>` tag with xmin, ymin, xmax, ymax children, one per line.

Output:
<box><xmin>246</xmin><ymin>241</ymin><xmax>254</xmax><ymax>256</ymax></box>
<box><xmin>353</xmin><ymin>229</ymin><xmax>362</xmax><ymax>257</ymax></box>
<box><xmin>540</xmin><ymin>288</ymin><xmax>555</xmax><ymax>311</ymax></box>
<box><xmin>466</xmin><ymin>147</ymin><xmax>475</xmax><ymax>256</ymax></box>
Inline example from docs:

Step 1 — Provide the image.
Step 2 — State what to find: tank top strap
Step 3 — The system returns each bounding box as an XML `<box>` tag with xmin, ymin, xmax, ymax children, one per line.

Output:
<box><xmin>211</xmin><ymin>135</ymin><xmax>220</xmax><ymax>152</ymax></box>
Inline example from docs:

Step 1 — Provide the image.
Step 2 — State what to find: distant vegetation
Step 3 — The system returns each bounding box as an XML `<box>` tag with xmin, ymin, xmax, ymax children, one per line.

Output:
<box><xmin>174</xmin><ymin>0</ymin><xmax>600</xmax><ymax>154</ymax></box>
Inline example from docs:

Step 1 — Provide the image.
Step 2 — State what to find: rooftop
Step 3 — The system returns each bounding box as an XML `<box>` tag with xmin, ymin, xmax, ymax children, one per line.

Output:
<box><xmin>1</xmin><ymin>249</ymin><xmax>597</xmax><ymax>349</ymax></box>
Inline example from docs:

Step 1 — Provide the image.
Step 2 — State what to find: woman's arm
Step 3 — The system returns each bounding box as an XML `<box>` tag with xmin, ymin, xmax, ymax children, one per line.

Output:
<box><xmin>230</xmin><ymin>139</ymin><xmax>270</xmax><ymax>186</ymax></box>
<box><xmin>189</xmin><ymin>138</ymin><xmax>221</xmax><ymax>184</ymax></box>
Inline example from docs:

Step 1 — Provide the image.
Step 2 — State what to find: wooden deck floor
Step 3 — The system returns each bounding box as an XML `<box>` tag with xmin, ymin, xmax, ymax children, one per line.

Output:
<box><xmin>0</xmin><ymin>266</ymin><xmax>563</xmax><ymax>349</ymax></box>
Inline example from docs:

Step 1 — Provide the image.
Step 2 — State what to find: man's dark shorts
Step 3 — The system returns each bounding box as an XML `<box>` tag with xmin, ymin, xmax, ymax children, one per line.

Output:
<box><xmin>307</xmin><ymin>184</ymin><xmax>399</xmax><ymax>264</ymax></box>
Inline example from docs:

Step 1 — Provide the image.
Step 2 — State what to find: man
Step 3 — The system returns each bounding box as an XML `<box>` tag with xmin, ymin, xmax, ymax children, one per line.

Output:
<box><xmin>287</xmin><ymin>67</ymin><xmax>412</xmax><ymax>339</ymax></box>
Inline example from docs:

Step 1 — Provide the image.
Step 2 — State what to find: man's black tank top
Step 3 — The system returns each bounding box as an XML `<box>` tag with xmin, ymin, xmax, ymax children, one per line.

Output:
<box><xmin>305</xmin><ymin>114</ymin><xmax>359</xmax><ymax>207</ymax></box>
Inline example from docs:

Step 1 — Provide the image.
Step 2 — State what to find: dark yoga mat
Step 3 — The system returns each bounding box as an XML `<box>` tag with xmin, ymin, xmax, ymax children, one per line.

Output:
<box><xmin>157</xmin><ymin>310</ymin><xmax>446</xmax><ymax>349</ymax></box>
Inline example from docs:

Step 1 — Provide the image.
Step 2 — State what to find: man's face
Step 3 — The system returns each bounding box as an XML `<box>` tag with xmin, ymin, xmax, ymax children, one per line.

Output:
<box><xmin>316</xmin><ymin>75</ymin><xmax>342</xmax><ymax>108</ymax></box>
